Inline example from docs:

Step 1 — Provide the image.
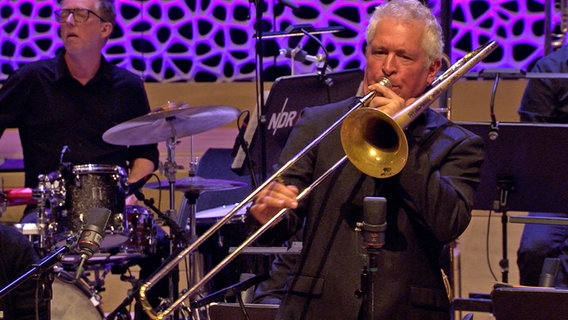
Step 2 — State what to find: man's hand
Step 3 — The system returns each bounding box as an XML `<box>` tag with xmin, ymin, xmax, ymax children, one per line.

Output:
<box><xmin>366</xmin><ymin>82</ymin><xmax>407</xmax><ymax>116</ymax></box>
<box><xmin>249</xmin><ymin>181</ymin><xmax>299</xmax><ymax>225</ymax></box>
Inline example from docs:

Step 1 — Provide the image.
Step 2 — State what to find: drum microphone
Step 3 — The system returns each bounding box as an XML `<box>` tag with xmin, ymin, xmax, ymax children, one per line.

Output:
<box><xmin>361</xmin><ymin>197</ymin><xmax>387</xmax><ymax>250</ymax></box>
<box><xmin>75</xmin><ymin>208</ymin><xmax>111</xmax><ymax>280</ymax></box>
<box><xmin>125</xmin><ymin>174</ymin><xmax>152</xmax><ymax>196</ymax></box>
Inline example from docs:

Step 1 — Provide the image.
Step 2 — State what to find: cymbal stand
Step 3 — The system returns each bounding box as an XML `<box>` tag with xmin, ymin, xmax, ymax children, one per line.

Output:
<box><xmin>162</xmin><ymin>120</ymin><xmax>183</xmax><ymax>217</ymax></box>
<box><xmin>184</xmin><ymin>137</ymin><xmax>208</xmax><ymax>320</ymax></box>
<box><xmin>161</xmin><ymin>120</ymin><xmax>183</xmax><ymax>319</ymax></box>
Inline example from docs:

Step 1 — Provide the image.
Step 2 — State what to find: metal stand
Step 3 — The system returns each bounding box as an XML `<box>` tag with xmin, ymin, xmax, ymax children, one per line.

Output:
<box><xmin>357</xmin><ymin>250</ymin><xmax>379</xmax><ymax>320</ymax></box>
<box><xmin>494</xmin><ymin>179</ymin><xmax>513</xmax><ymax>283</ymax></box>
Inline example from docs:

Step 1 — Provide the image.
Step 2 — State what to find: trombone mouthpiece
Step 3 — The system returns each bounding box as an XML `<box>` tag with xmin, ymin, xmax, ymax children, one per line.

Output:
<box><xmin>377</xmin><ymin>77</ymin><xmax>392</xmax><ymax>89</ymax></box>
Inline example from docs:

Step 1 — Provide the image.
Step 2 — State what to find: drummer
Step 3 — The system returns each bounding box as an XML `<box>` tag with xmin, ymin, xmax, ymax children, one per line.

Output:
<box><xmin>0</xmin><ymin>0</ymin><xmax>167</xmax><ymax>319</ymax></box>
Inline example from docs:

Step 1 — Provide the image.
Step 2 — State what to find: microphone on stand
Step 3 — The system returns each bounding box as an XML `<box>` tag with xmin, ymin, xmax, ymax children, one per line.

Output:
<box><xmin>125</xmin><ymin>174</ymin><xmax>152</xmax><ymax>196</ymax></box>
<box><xmin>361</xmin><ymin>196</ymin><xmax>387</xmax><ymax>250</ymax></box>
<box><xmin>356</xmin><ymin>197</ymin><xmax>387</xmax><ymax>319</ymax></box>
<box><xmin>75</xmin><ymin>208</ymin><xmax>111</xmax><ymax>280</ymax></box>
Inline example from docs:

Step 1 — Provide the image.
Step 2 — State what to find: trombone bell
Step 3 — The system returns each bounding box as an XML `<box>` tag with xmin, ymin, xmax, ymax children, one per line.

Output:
<box><xmin>340</xmin><ymin>107</ymin><xmax>409</xmax><ymax>178</ymax></box>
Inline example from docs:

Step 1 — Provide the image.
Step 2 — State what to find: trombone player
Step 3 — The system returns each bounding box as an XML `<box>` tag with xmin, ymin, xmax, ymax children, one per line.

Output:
<box><xmin>248</xmin><ymin>0</ymin><xmax>484</xmax><ymax>319</ymax></box>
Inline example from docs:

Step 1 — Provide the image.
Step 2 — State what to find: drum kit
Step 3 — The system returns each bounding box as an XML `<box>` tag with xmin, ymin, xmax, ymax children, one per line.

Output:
<box><xmin>0</xmin><ymin>102</ymin><xmax>253</xmax><ymax>319</ymax></box>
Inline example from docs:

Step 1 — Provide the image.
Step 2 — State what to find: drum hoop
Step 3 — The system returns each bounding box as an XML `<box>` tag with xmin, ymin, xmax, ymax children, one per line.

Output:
<box><xmin>72</xmin><ymin>164</ymin><xmax>127</xmax><ymax>176</ymax></box>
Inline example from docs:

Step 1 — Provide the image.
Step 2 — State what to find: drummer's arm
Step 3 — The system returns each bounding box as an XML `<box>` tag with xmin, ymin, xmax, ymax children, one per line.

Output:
<box><xmin>125</xmin><ymin>158</ymin><xmax>156</xmax><ymax>205</ymax></box>
<box><xmin>128</xmin><ymin>158</ymin><xmax>156</xmax><ymax>184</ymax></box>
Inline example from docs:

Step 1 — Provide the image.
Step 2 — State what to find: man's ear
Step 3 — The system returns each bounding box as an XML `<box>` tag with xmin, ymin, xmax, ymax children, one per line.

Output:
<box><xmin>101</xmin><ymin>22</ymin><xmax>113</xmax><ymax>38</ymax></box>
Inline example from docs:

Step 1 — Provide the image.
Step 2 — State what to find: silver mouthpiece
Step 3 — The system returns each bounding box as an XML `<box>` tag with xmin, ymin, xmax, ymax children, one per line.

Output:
<box><xmin>377</xmin><ymin>77</ymin><xmax>392</xmax><ymax>89</ymax></box>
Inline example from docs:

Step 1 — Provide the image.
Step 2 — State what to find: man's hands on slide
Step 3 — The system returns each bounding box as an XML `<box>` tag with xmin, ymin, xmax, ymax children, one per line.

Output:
<box><xmin>249</xmin><ymin>182</ymin><xmax>299</xmax><ymax>225</ymax></box>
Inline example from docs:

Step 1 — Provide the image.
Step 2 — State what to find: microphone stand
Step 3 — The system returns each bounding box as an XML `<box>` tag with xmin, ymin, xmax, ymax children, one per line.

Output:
<box><xmin>356</xmin><ymin>247</ymin><xmax>380</xmax><ymax>320</ymax></box>
<box><xmin>250</xmin><ymin>0</ymin><xmax>268</xmax><ymax>181</ymax></box>
<box><xmin>356</xmin><ymin>196</ymin><xmax>386</xmax><ymax>320</ymax></box>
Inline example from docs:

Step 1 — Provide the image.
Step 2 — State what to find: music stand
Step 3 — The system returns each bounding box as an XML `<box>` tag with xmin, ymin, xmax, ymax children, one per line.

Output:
<box><xmin>457</xmin><ymin>121</ymin><xmax>568</xmax><ymax>282</ymax></box>
<box><xmin>231</xmin><ymin>69</ymin><xmax>363</xmax><ymax>177</ymax></box>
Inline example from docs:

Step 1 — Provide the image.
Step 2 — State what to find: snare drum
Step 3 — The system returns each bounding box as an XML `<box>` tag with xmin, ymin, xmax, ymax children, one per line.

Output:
<box><xmin>63</xmin><ymin>164</ymin><xmax>128</xmax><ymax>249</ymax></box>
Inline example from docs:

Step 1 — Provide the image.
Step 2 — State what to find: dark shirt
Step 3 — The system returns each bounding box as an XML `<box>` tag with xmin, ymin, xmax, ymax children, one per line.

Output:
<box><xmin>0</xmin><ymin>51</ymin><xmax>159</xmax><ymax>188</ymax></box>
<box><xmin>518</xmin><ymin>45</ymin><xmax>568</xmax><ymax>123</ymax></box>
<box><xmin>0</xmin><ymin>225</ymin><xmax>48</xmax><ymax>320</ymax></box>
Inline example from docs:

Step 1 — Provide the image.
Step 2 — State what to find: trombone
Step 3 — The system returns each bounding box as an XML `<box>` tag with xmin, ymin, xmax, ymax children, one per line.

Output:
<box><xmin>139</xmin><ymin>40</ymin><xmax>499</xmax><ymax>320</ymax></box>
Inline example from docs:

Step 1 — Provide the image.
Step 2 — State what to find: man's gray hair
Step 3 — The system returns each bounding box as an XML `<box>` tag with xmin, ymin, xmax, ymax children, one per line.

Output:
<box><xmin>366</xmin><ymin>0</ymin><xmax>444</xmax><ymax>67</ymax></box>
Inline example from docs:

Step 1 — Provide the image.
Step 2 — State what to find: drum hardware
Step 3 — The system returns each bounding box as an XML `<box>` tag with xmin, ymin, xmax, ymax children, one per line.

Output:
<box><xmin>32</xmin><ymin>174</ymin><xmax>62</xmax><ymax>254</ymax></box>
<box><xmin>105</xmin><ymin>189</ymin><xmax>190</xmax><ymax>320</ymax></box>
<box><xmin>101</xmin><ymin>102</ymin><xmax>242</xmax><ymax>319</ymax></box>
<box><xmin>102</xmin><ymin>102</ymin><xmax>241</xmax><ymax>226</ymax></box>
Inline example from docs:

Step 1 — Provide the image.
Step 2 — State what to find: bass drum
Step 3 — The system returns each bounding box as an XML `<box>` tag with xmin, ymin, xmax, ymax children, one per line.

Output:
<box><xmin>51</xmin><ymin>271</ymin><xmax>103</xmax><ymax>320</ymax></box>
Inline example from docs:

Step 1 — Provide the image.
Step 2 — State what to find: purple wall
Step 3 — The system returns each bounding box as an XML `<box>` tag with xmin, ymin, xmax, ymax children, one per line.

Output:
<box><xmin>0</xmin><ymin>1</ymin><xmax>561</xmax><ymax>82</ymax></box>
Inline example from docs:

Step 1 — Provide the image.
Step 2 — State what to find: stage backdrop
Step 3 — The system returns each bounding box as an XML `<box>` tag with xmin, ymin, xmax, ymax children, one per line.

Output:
<box><xmin>0</xmin><ymin>0</ymin><xmax>562</xmax><ymax>82</ymax></box>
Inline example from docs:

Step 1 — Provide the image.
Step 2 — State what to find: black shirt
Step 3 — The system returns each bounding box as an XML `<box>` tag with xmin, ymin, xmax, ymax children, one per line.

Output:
<box><xmin>0</xmin><ymin>51</ymin><xmax>159</xmax><ymax>188</ymax></box>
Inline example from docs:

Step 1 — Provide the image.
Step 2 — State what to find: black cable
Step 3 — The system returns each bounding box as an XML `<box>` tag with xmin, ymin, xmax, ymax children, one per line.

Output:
<box><xmin>485</xmin><ymin>209</ymin><xmax>498</xmax><ymax>282</ymax></box>
<box><xmin>300</xmin><ymin>28</ymin><xmax>331</xmax><ymax>86</ymax></box>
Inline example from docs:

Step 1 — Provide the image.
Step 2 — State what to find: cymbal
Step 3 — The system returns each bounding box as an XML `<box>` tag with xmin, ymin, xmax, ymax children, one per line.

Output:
<box><xmin>1</xmin><ymin>188</ymin><xmax>36</xmax><ymax>206</ymax></box>
<box><xmin>103</xmin><ymin>102</ymin><xmax>240</xmax><ymax>145</ymax></box>
<box><xmin>144</xmin><ymin>176</ymin><xmax>247</xmax><ymax>193</ymax></box>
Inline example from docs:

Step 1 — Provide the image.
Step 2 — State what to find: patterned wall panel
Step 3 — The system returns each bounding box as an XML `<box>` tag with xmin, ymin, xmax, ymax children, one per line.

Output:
<box><xmin>0</xmin><ymin>0</ymin><xmax>562</xmax><ymax>83</ymax></box>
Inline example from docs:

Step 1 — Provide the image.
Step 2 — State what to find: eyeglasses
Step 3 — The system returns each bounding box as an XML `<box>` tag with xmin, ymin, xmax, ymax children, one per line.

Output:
<box><xmin>54</xmin><ymin>8</ymin><xmax>107</xmax><ymax>23</ymax></box>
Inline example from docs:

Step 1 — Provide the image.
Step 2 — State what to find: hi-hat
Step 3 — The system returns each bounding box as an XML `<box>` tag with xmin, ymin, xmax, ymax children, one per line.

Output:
<box><xmin>103</xmin><ymin>102</ymin><xmax>240</xmax><ymax>145</ymax></box>
<box><xmin>144</xmin><ymin>176</ymin><xmax>247</xmax><ymax>193</ymax></box>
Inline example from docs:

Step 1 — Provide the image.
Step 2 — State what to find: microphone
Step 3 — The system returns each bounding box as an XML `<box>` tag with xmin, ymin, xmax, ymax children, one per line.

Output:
<box><xmin>125</xmin><ymin>174</ymin><xmax>152</xmax><ymax>196</ymax></box>
<box><xmin>361</xmin><ymin>197</ymin><xmax>387</xmax><ymax>250</ymax></box>
<box><xmin>280</xmin><ymin>48</ymin><xmax>326</xmax><ymax>64</ymax></box>
<box><xmin>75</xmin><ymin>208</ymin><xmax>111</xmax><ymax>280</ymax></box>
